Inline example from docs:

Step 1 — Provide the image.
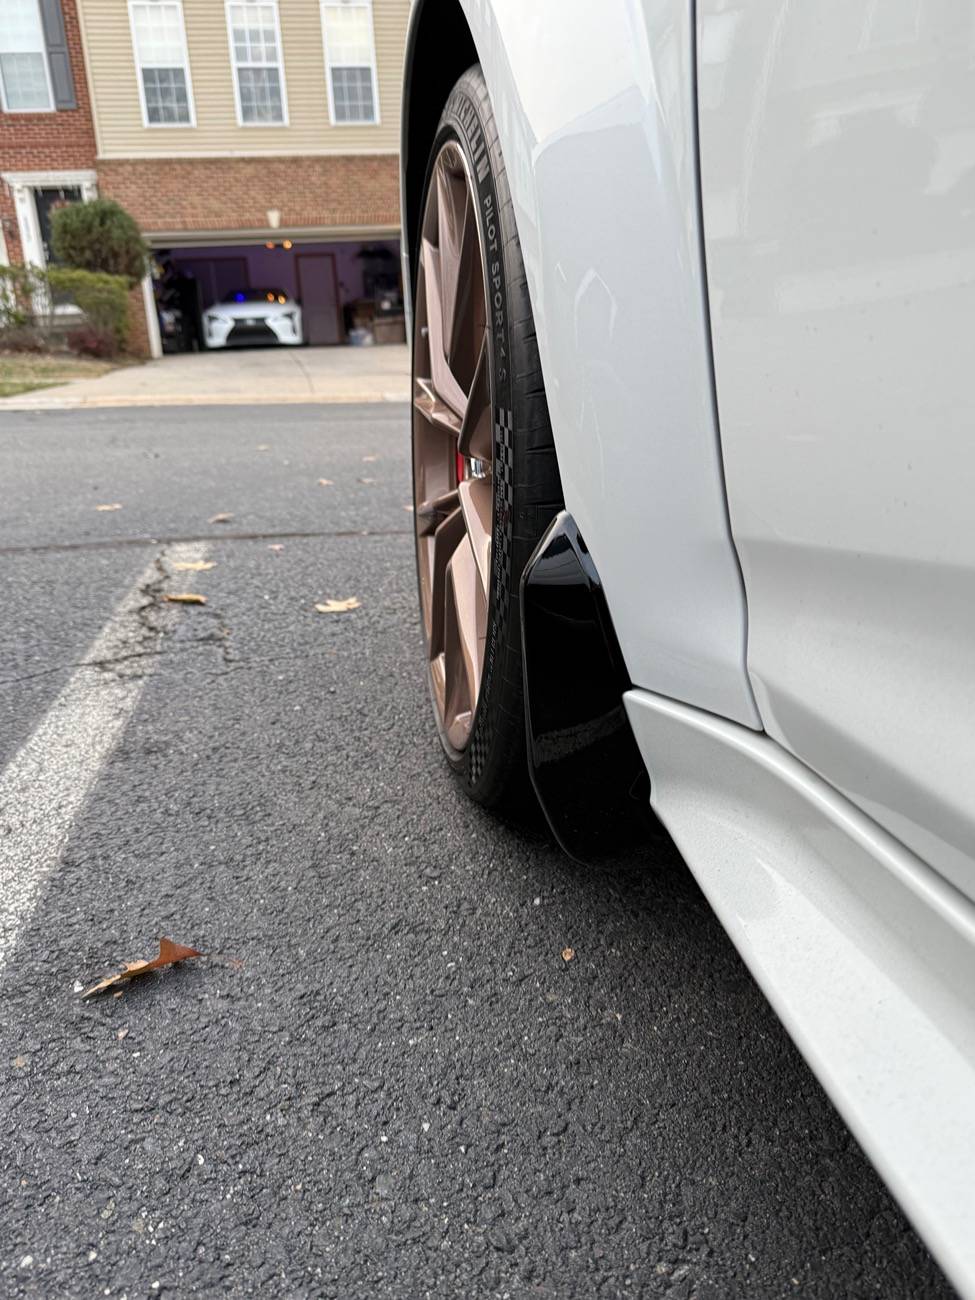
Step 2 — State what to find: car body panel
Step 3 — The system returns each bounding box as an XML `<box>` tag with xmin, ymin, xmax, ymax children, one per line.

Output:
<box><xmin>625</xmin><ymin>687</ymin><xmax>975</xmax><ymax>1300</ymax></box>
<box><xmin>697</xmin><ymin>0</ymin><xmax>975</xmax><ymax>900</ymax></box>
<box><xmin>402</xmin><ymin>0</ymin><xmax>761</xmax><ymax>728</ymax></box>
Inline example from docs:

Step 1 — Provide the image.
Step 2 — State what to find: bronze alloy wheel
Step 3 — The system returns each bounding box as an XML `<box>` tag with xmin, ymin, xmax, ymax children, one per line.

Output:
<box><xmin>412</xmin><ymin>139</ymin><xmax>493</xmax><ymax>754</ymax></box>
<box><xmin>411</xmin><ymin>67</ymin><xmax>562</xmax><ymax>814</ymax></box>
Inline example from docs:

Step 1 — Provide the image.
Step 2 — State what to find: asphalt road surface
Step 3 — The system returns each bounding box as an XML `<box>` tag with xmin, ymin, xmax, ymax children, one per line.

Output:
<box><xmin>0</xmin><ymin>405</ymin><xmax>954</xmax><ymax>1299</ymax></box>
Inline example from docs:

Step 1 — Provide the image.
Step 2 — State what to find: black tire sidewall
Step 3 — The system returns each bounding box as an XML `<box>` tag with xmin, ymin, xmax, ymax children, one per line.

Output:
<box><xmin>415</xmin><ymin>66</ymin><xmax>560</xmax><ymax>811</ymax></box>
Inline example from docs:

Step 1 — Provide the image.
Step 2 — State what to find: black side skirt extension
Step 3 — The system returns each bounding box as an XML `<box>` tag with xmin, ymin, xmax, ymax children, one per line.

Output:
<box><xmin>520</xmin><ymin>512</ymin><xmax>652</xmax><ymax>863</ymax></box>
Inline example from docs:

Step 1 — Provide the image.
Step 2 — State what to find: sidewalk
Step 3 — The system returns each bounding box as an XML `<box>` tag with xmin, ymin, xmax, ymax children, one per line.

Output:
<box><xmin>0</xmin><ymin>343</ymin><xmax>410</xmax><ymax>410</ymax></box>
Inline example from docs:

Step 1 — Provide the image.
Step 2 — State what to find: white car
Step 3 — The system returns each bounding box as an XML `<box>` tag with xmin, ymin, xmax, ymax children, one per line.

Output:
<box><xmin>401</xmin><ymin>3</ymin><xmax>975</xmax><ymax>1294</ymax></box>
<box><xmin>203</xmin><ymin>288</ymin><xmax>302</xmax><ymax>348</ymax></box>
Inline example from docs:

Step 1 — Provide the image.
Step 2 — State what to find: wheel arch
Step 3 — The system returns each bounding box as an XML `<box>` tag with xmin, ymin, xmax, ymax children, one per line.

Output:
<box><xmin>402</xmin><ymin>0</ymin><xmax>761</xmax><ymax>732</ymax></box>
<box><xmin>400</xmin><ymin>0</ymin><xmax>478</xmax><ymax>299</ymax></box>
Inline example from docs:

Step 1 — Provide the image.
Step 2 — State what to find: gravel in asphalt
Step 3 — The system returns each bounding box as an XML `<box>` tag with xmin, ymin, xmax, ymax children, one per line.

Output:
<box><xmin>0</xmin><ymin>405</ymin><xmax>955</xmax><ymax>1299</ymax></box>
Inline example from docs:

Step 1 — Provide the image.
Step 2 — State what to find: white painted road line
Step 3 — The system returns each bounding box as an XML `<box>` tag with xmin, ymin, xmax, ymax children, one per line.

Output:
<box><xmin>0</xmin><ymin>542</ymin><xmax>208</xmax><ymax>970</ymax></box>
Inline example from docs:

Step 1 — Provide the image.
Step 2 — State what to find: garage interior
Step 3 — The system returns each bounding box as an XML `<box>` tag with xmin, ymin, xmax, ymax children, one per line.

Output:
<box><xmin>152</xmin><ymin>236</ymin><xmax>404</xmax><ymax>350</ymax></box>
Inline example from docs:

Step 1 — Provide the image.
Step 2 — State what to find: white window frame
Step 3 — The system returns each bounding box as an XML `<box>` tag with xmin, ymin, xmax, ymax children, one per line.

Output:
<box><xmin>320</xmin><ymin>0</ymin><xmax>380</xmax><ymax>127</ymax></box>
<box><xmin>0</xmin><ymin>0</ymin><xmax>55</xmax><ymax>114</ymax></box>
<box><xmin>225</xmin><ymin>0</ymin><xmax>288</xmax><ymax>128</ymax></box>
<box><xmin>127</xmin><ymin>0</ymin><xmax>196</xmax><ymax>129</ymax></box>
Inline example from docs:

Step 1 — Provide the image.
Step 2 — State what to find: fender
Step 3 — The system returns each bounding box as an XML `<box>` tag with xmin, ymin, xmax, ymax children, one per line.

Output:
<box><xmin>402</xmin><ymin>0</ymin><xmax>760</xmax><ymax>729</ymax></box>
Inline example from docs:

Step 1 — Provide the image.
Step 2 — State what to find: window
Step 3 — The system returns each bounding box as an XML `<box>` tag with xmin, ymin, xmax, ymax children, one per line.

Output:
<box><xmin>0</xmin><ymin>0</ymin><xmax>54</xmax><ymax>112</ymax></box>
<box><xmin>129</xmin><ymin>1</ymin><xmax>194</xmax><ymax>126</ymax></box>
<box><xmin>321</xmin><ymin>0</ymin><xmax>379</xmax><ymax>125</ymax></box>
<box><xmin>226</xmin><ymin>1</ymin><xmax>287</xmax><ymax>126</ymax></box>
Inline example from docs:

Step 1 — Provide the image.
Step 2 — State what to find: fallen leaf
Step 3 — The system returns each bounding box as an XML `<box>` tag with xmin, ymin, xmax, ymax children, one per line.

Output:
<box><xmin>362</xmin><ymin>455</ymin><xmax>379</xmax><ymax>463</ymax></box>
<box><xmin>315</xmin><ymin>598</ymin><xmax>361</xmax><ymax>614</ymax></box>
<box><xmin>209</xmin><ymin>512</ymin><xmax>234</xmax><ymax>524</ymax></box>
<box><xmin>402</xmin><ymin>504</ymin><xmax>415</xmax><ymax>513</ymax></box>
<box><xmin>95</xmin><ymin>503</ymin><xmax>122</xmax><ymax>512</ymax></box>
<box><xmin>256</xmin><ymin>444</ymin><xmax>270</xmax><ymax>451</ymax></box>
<box><xmin>13</xmin><ymin>1055</ymin><xmax>27</xmax><ymax>1068</ymax></box>
<box><xmin>164</xmin><ymin>593</ymin><xmax>207</xmax><ymax>605</ymax></box>
<box><xmin>317</xmin><ymin>478</ymin><xmax>333</xmax><ymax>486</ymax></box>
<box><xmin>82</xmin><ymin>937</ymin><xmax>204</xmax><ymax>998</ymax></box>
<box><xmin>358</xmin><ymin>477</ymin><xmax>375</xmax><ymax>485</ymax></box>
<box><xmin>116</xmin><ymin>1028</ymin><xmax>129</xmax><ymax>1042</ymax></box>
<box><xmin>561</xmin><ymin>947</ymin><xmax>576</xmax><ymax>963</ymax></box>
<box><xmin>172</xmin><ymin>560</ymin><xmax>215</xmax><ymax>572</ymax></box>
<box><xmin>268</xmin><ymin>544</ymin><xmax>284</xmax><ymax>552</ymax></box>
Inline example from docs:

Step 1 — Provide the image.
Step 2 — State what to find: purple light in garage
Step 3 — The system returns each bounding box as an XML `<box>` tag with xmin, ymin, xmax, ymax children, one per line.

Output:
<box><xmin>234</xmin><ymin>292</ymin><xmax>245</xmax><ymax>302</ymax></box>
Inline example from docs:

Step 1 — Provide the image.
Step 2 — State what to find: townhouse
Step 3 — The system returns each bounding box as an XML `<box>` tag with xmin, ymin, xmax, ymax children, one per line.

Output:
<box><xmin>1</xmin><ymin>0</ymin><xmax>410</xmax><ymax>351</ymax></box>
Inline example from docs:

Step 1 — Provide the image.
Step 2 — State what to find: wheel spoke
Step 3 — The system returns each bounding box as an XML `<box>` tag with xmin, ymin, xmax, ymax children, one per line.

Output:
<box><xmin>428</xmin><ymin>505</ymin><xmax>464</xmax><ymax>658</ymax></box>
<box><xmin>414</xmin><ymin>376</ymin><xmax>462</xmax><ymax>438</ymax></box>
<box><xmin>444</xmin><ymin>541</ymin><xmax>484</xmax><ymax>723</ymax></box>
<box><xmin>437</xmin><ymin>161</ymin><xmax>470</xmax><ymax>356</ymax></box>
<box><xmin>447</xmin><ymin>195</ymin><xmax>481</xmax><ymax>385</ymax></box>
<box><xmin>416</xmin><ymin>486</ymin><xmax>459</xmax><ymax>537</ymax></box>
<box><xmin>458</xmin><ymin>478</ymin><xmax>492</xmax><ymax>595</ymax></box>
<box><xmin>458</xmin><ymin>336</ymin><xmax>492</xmax><ymax>461</ymax></box>
<box><xmin>421</xmin><ymin>237</ymin><xmax>469</xmax><ymax>417</ymax></box>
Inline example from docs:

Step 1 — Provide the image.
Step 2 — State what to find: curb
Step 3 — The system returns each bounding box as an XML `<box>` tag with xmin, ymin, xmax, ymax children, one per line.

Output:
<box><xmin>0</xmin><ymin>389</ymin><xmax>411</xmax><ymax>411</ymax></box>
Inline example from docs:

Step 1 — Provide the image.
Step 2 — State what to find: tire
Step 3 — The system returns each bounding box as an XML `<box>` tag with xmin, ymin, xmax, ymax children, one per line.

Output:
<box><xmin>411</xmin><ymin>65</ymin><xmax>563</xmax><ymax>816</ymax></box>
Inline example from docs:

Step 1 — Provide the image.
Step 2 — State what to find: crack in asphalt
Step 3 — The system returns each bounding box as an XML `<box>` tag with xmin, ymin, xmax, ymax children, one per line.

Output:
<box><xmin>1</xmin><ymin>546</ymin><xmax>232</xmax><ymax>690</ymax></box>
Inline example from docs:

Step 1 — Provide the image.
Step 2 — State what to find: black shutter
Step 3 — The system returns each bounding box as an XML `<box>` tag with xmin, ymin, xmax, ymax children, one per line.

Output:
<box><xmin>39</xmin><ymin>0</ymin><xmax>77</xmax><ymax>110</ymax></box>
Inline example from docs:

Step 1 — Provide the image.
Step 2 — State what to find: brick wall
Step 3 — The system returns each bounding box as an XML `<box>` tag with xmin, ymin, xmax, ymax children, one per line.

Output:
<box><xmin>126</xmin><ymin>282</ymin><xmax>151</xmax><ymax>358</ymax></box>
<box><xmin>98</xmin><ymin>155</ymin><xmax>400</xmax><ymax>236</ymax></box>
<box><xmin>0</xmin><ymin>0</ymin><xmax>97</xmax><ymax>263</ymax></box>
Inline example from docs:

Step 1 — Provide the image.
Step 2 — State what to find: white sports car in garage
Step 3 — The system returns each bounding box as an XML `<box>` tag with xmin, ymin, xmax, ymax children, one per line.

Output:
<box><xmin>203</xmin><ymin>288</ymin><xmax>303</xmax><ymax>348</ymax></box>
<box><xmin>401</xmin><ymin>2</ymin><xmax>975</xmax><ymax>1294</ymax></box>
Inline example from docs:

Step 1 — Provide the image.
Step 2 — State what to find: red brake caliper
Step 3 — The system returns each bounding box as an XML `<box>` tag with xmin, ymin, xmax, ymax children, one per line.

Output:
<box><xmin>456</xmin><ymin>450</ymin><xmax>465</xmax><ymax>487</ymax></box>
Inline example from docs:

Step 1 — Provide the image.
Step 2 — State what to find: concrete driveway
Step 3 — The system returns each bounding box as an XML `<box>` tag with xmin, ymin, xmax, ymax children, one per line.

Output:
<box><xmin>0</xmin><ymin>344</ymin><xmax>409</xmax><ymax>410</ymax></box>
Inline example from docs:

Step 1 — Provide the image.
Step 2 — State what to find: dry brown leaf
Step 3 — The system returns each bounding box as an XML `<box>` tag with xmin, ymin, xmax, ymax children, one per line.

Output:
<box><xmin>561</xmin><ymin>947</ymin><xmax>576</xmax><ymax>963</ymax></box>
<box><xmin>95</xmin><ymin>503</ymin><xmax>122</xmax><ymax>512</ymax></box>
<box><xmin>82</xmin><ymin>937</ymin><xmax>204</xmax><ymax>998</ymax></box>
<box><xmin>358</xmin><ymin>477</ymin><xmax>375</xmax><ymax>485</ymax></box>
<box><xmin>317</xmin><ymin>478</ymin><xmax>333</xmax><ymax>486</ymax></box>
<box><xmin>172</xmin><ymin>560</ymin><xmax>215</xmax><ymax>572</ymax></box>
<box><xmin>362</xmin><ymin>455</ymin><xmax>379</xmax><ymax>463</ymax></box>
<box><xmin>315</xmin><ymin>598</ymin><xmax>361</xmax><ymax>614</ymax></box>
<box><xmin>13</xmin><ymin>1055</ymin><xmax>27</xmax><ymax>1068</ymax></box>
<box><xmin>402</xmin><ymin>504</ymin><xmax>415</xmax><ymax>513</ymax></box>
<box><xmin>268</xmin><ymin>543</ymin><xmax>284</xmax><ymax>552</ymax></box>
<box><xmin>256</xmin><ymin>444</ymin><xmax>270</xmax><ymax>451</ymax></box>
<box><xmin>209</xmin><ymin>512</ymin><xmax>234</xmax><ymax>524</ymax></box>
<box><xmin>165</xmin><ymin>592</ymin><xmax>207</xmax><ymax>605</ymax></box>
<box><xmin>116</xmin><ymin>1028</ymin><xmax>129</xmax><ymax>1041</ymax></box>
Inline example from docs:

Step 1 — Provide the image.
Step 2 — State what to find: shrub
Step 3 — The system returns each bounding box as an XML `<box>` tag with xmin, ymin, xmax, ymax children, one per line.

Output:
<box><xmin>50</xmin><ymin>198</ymin><xmax>147</xmax><ymax>285</ymax></box>
<box><xmin>0</xmin><ymin>263</ymin><xmax>42</xmax><ymax>331</ymax></box>
<box><xmin>0</xmin><ymin>264</ymin><xmax>130</xmax><ymax>354</ymax></box>
<box><xmin>66</xmin><ymin>325</ymin><xmax>118</xmax><ymax>359</ymax></box>
<box><xmin>1</xmin><ymin>326</ymin><xmax>47</xmax><ymax>353</ymax></box>
<box><xmin>46</xmin><ymin>267</ymin><xmax>130</xmax><ymax>352</ymax></box>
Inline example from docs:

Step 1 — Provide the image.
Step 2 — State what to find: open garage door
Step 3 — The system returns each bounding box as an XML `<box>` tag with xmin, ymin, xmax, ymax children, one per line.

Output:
<box><xmin>151</xmin><ymin>237</ymin><xmax>403</xmax><ymax>351</ymax></box>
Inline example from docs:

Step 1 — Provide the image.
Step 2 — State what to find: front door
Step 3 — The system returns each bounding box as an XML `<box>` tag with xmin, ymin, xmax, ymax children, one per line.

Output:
<box><xmin>697</xmin><ymin>0</ymin><xmax>975</xmax><ymax>901</ymax></box>
<box><xmin>296</xmin><ymin>252</ymin><xmax>341</xmax><ymax>345</ymax></box>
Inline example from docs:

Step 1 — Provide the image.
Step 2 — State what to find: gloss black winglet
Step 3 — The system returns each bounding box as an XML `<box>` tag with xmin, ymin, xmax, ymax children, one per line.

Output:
<box><xmin>520</xmin><ymin>511</ymin><xmax>652</xmax><ymax>862</ymax></box>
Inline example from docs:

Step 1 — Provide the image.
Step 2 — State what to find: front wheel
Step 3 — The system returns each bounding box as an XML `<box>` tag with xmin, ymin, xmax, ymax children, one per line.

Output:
<box><xmin>411</xmin><ymin>66</ymin><xmax>562</xmax><ymax>815</ymax></box>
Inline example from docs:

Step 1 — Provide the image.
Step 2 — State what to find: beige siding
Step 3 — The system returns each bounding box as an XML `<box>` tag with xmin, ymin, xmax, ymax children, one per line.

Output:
<box><xmin>80</xmin><ymin>0</ymin><xmax>408</xmax><ymax>157</ymax></box>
